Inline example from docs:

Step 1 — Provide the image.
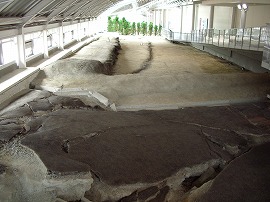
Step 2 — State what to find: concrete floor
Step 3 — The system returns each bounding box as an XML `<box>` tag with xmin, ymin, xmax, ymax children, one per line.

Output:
<box><xmin>1</xmin><ymin>35</ymin><xmax>270</xmax><ymax>202</ymax></box>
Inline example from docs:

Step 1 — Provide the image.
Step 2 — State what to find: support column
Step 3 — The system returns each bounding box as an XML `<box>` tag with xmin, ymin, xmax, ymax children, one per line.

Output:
<box><xmin>146</xmin><ymin>11</ymin><xmax>150</xmax><ymax>26</ymax></box>
<box><xmin>153</xmin><ymin>10</ymin><xmax>156</xmax><ymax>25</ymax></box>
<box><xmin>231</xmin><ymin>7</ymin><xmax>237</xmax><ymax>28</ymax></box>
<box><xmin>163</xmin><ymin>9</ymin><xmax>167</xmax><ymax>29</ymax></box>
<box><xmin>87</xmin><ymin>19</ymin><xmax>91</xmax><ymax>37</ymax></box>
<box><xmin>17</xmin><ymin>28</ymin><xmax>26</xmax><ymax>68</ymax></box>
<box><xmin>180</xmin><ymin>6</ymin><xmax>183</xmax><ymax>33</ymax></box>
<box><xmin>0</xmin><ymin>40</ymin><xmax>4</xmax><ymax>65</ymax></box>
<box><xmin>158</xmin><ymin>10</ymin><xmax>162</xmax><ymax>26</ymax></box>
<box><xmin>161</xmin><ymin>9</ymin><xmax>165</xmax><ymax>28</ymax></box>
<box><xmin>58</xmin><ymin>23</ymin><xmax>64</xmax><ymax>50</ymax></box>
<box><xmin>93</xmin><ymin>18</ymin><xmax>97</xmax><ymax>34</ymax></box>
<box><xmin>191</xmin><ymin>4</ymin><xmax>196</xmax><ymax>31</ymax></box>
<box><xmin>240</xmin><ymin>10</ymin><xmax>247</xmax><ymax>28</ymax></box>
<box><xmin>209</xmin><ymin>6</ymin><xmax>214</xmax><ymax>29</ymax></box>
<box><xmin>77</xmin><ymin>21</ymin><xmax>81</xmax><ymax>41</ymax></box>
<box><xmin>43</xmin><ymin>29</ymin><xmax>49</xmax><ymax>59</ymax></box>
<box><xmin>94</xmin><ymin>19</ymin><xmax>97</xmax><ymax>34</ymax></box>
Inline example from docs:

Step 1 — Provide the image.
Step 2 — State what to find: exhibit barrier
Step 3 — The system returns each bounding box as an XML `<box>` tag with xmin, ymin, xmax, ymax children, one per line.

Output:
<box><xmin>163</xmin><ymin>27</ymin><xmax>267</xmax><ymax>51</ymax></box>
<box><xmin>262</xmin><ymin>23</ymin><xmax>270</xmax><ymax>70</ymax></box>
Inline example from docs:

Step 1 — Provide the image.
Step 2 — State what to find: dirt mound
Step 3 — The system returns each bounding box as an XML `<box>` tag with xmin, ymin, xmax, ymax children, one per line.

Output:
<box><xmin>44</xmin><ymin>59</ymin><xmax>112</xmax><ymax>77</ymax></box>
<box><xmin>31</xmin><ymin>37</ymin><xmax>120</xmax><ymax>87</ymax></box>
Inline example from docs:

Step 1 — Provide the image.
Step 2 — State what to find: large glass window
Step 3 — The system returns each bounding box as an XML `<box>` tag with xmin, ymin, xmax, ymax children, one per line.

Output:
<box><xmin>48</xmin><ymin>28</ymin><xmax>59</xmax><ymax>48</ymax></box>
<box><xmin>63</xmin><ymin>24</ymin><xmax>76</xmax><ymax>44</ymax></box>
<box><xmin>0</xmin><ymin>38</ymin><xmax>16</xmax><ymax>65</ymax></box>
<box><xmin>25</xmin><ymin>40</ymin><xmax>33</xmax><ymax>57</ymax></box>
<box><xmin>25</xmin><ymin>31</ymin><xmax>43</xmax><ymax>57</ymax></box>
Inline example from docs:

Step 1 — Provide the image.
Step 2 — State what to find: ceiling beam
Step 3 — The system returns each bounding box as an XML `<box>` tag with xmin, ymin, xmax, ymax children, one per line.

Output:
<box><xmin>63</xmin><ymin>0</ymin><xmax>90</xmax><ymax>20</ymax></box>
<box><xmin>72</xmin><ymin>0</ymin><xmax>100</xmax><ymax>20</ymax></box>
<box><xmin>47</xmin><ymin>0</ymin><xmax>81</xmax><ymax>23</ymax></box>
<box><xmin>0</xmin><ymin>0</ymin><xmax>14</xmax><ymax>13</ymax></box>
<box><xmin>72</xmin><ymin>1</ymin><xmax>95</xmax><ymax>21</ymax></box>
<box><xmin>84</xmin><ymin>0</ymin><xmax>112</xmax><ymax>17</ymax></box>
<box><xmin>22</xmin><ymin>0</ymin><xmax>58</xmax><ymax>26</ymax></box>
<box><xmin>0</xmin><ymin>17</ymin><xmax>22</xmax><ymax>25</ymax></box>
<box><xmin>202</xmin><ymin>0</ymin><xmax>270</xmax><ymax>5</ymax></box>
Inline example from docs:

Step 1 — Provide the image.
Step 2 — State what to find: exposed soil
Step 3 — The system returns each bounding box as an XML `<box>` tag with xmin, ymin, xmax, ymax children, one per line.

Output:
<box><xmin>31</xmin><ymin>35</ymin><xmax>270</xmax><ymax>111</ymax></box>
<box><xmin>1</xmin><ymin>34</ymin><xmax>270</xmax><ymax>202</ymax></box>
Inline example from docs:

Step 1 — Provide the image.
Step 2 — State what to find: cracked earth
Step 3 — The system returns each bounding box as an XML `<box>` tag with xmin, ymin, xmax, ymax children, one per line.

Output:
<box><xmin>1</xmin><ymin>35</ymin><xmax>270</xmax><ymax>201</ymax></box>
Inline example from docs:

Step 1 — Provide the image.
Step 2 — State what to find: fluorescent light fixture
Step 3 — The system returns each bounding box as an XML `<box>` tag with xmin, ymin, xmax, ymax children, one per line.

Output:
<box><xmin>242</xmin><ymin>3</ymin><xmax>248</xmax><ymax>10</ymax></box>
<box><xmin>237</xmin><ymin>4</ymin><xmax>242</xmax><ymax>10</ymax></box>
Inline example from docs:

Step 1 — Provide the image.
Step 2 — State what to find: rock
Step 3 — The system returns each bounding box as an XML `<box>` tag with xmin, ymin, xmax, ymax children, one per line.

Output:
<box><xmin>138</xmin><ymin>186</ymin><xmax>159</xmax><ymax>200</ymax></box>
<box><xmin>198</xmin><ymin>143</ymin><xmax>270</xmax><ymax>202</ymax></box>
<box><xmin>148</xmin><ymin>186</ymin><xmax>170</xmax><ymax>202</ymax></box>
<box><xmin>119</xmin><ymin>191</ymin><xmax>137</xmax><ymax>202</ymax></box>
<box><xmin>1</xmin><ymin>95</ymin><xmax>270</xmax><ymax>201</ymax></box>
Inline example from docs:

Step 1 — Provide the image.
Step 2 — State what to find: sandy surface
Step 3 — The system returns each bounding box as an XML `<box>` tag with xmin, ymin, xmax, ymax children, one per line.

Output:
<box><xmin>32</xmin><ymin>35</ymin><xmax>270</xmax><ymax>110</ymax></box>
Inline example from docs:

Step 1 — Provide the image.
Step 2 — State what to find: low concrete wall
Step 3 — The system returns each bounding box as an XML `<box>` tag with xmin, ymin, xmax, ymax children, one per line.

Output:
<box><xmin>191</xmin><ymin>43</ymin><xmax>268</xmax><ymax>73</ymax></box>
<box><xmin>0</xmin><ymin>68</ymin><xmax>39</xmax><ymax>110</ymax></box>
<box><xmin>0</xmin><ymin>36</ymin><xmax>101</xmax><ymax>110</ymax></box>
<box><xmin>0</xmin><ymin>62</ymin><xmax>18</xmax><ymax>78</ymax></box>
<box><xmin>26</xmin><ymin>53</ymin><xmax>44</xmax><ymax>67</ymax></box>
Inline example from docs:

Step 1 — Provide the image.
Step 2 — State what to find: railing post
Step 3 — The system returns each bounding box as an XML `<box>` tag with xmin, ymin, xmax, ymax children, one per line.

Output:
<box><xmin>249</xmin><ymin>28</ymin><xmax>253</xmax><ymax>50</ymax></box>
<box><xmin>211</xmin><ymin>29</ymin><xmax>214</xmax><ymax>44</ymax></box>
<box><xmin>205</xmin><ymin>30</ymin><xmax>206</xmax><ymax>43</ymax></box>
<box><xmin>204</xmin><ymin>29</ymin><xmax>206</xmax><ymax>43</ymax></box>
<box><xmin>258</xmin><ymin>27</ymin><xmax>262</xmax><ymax>50</ymax></box>
<box><xmin>241</xmin><ymin>28</ymin><xmax>244</xmax><ymax>49</ymax></box>
<box><xmin>228</xmin><ymin>29</ymin><xmax>231</xmax><ymax>47</ymax></box>
<box><xmin>234</xmin><ymin>29</ymin><xmax>237</xmax><ymax>48</ymax></box>
<box><xmin>206</xmin><ymin>29</ymin><xmax>209</xmax><ymax>44</ymax></box>
<box><xmin>218</xmin><ymin>30</ymin><xmax>220</xmax><ymax>46</ymax></box>
<box><xmin>223</xmin><ymin>30</ymin><xmax>225</xmax><ymax>47</ymax></box>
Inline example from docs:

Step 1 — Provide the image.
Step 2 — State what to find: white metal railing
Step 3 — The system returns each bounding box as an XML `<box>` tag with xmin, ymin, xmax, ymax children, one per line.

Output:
<box><xmin>262</xmin><ymin>23</ymin><xmax>270</xmax><ymax>70</ymax></box>
<box><xmin>164</xmin><ymin>27</ymin><xmax>267</xmax><ymax>52</ymax></box>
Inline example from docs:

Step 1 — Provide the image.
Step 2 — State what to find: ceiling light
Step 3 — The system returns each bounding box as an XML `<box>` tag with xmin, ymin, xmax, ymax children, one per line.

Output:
<box><xmin>237</xmin><ymin>4</ymin><xmax>242</xmax><ymax>10</ymax></box>
<box><xmin>242</xmin><ymin>3</ymin><xmax>248</xmax><ymax>10</ymax></box>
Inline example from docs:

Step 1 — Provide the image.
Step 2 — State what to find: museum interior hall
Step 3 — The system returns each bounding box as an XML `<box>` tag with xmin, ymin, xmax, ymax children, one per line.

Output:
<box><xmin>0</xmin><ymin>0</ymin><xmax>270</xmax><ymax>201</ymax></box>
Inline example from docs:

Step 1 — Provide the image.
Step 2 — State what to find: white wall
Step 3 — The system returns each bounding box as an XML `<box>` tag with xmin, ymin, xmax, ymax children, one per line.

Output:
<box><xmin>213</xmin><ymin>6</ymin><xmax>233</xmax><ymax>30</ymax></box>
<box><xmin>182</xmin><ymin>5</ymin><xmax>194</xmax><ymax>33</ymax></box>
<box><xmin>166</xmin><ymin>8</ymin><xmax>182</xmax><ymax>32</ymax></box>
<box><xmin>154</xmin><ymin>10</ymin><xmax>163</xmax><ymax>26</ymax></box>
<box><xmin>196</xmin><ymin>5</ymin><xmax>211</xmax><ymax>30</ymax></box>
<box><xmin>246</xmin><ymin>5</ymin><xmax>270</xmax><ymax>27</ymax></box>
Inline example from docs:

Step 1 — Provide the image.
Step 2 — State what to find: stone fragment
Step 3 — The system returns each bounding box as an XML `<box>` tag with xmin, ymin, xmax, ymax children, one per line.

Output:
<box><xmin>148</xmin><ymin>186</ymin><xmax>170</xmax><ymax>202</ymax></box>
<box><xmin>198</xmin><ymin>143</ymin><xmax>270</xmax><ymax>202</ymax></box>
<box><xmin>0</xmin><ymin>121</ymin><xmax>23</xmax><ymax>142</ymax></box>
<box><xmin>27</xmin><ymin>99</ymin><xmax>53</xmax><ymax>112</ymax></box>
<box><xmin>0</xmin><ymin>164</ymin><xmax>6</xmax><ymax>174</ymax></box>
<box><xmin>119</xmin><ymin>191</ymin><xmax>137</xmax><ymax>202</ymax></box>
<box><xmin>138</xmin><ymin>186</ymin><xmax>159</xmax><ymax>200</ymax></box>
<box><xmin>0</xmin><ymin>105</ymin><xmax>33</xmax><ymax>118</ymax></box>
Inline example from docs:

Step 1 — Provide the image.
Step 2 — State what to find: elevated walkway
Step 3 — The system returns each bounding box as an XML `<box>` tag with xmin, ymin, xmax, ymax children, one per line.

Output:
<box><xmin>163</xmin><ymin>26</ymin><xmax>270</xmax><ymax>73</ymax></box>
<box><xmin>191</xmin><ymin>43</ymin><xmax>266</xmax><ymax>73</ymax></box>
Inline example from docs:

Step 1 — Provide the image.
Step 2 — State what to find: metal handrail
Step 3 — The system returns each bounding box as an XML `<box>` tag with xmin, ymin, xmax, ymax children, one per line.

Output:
<box><xmin>163</xmin><ymin>27</ymin><xmax>267</xmax><ymax>52</ymax></box>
